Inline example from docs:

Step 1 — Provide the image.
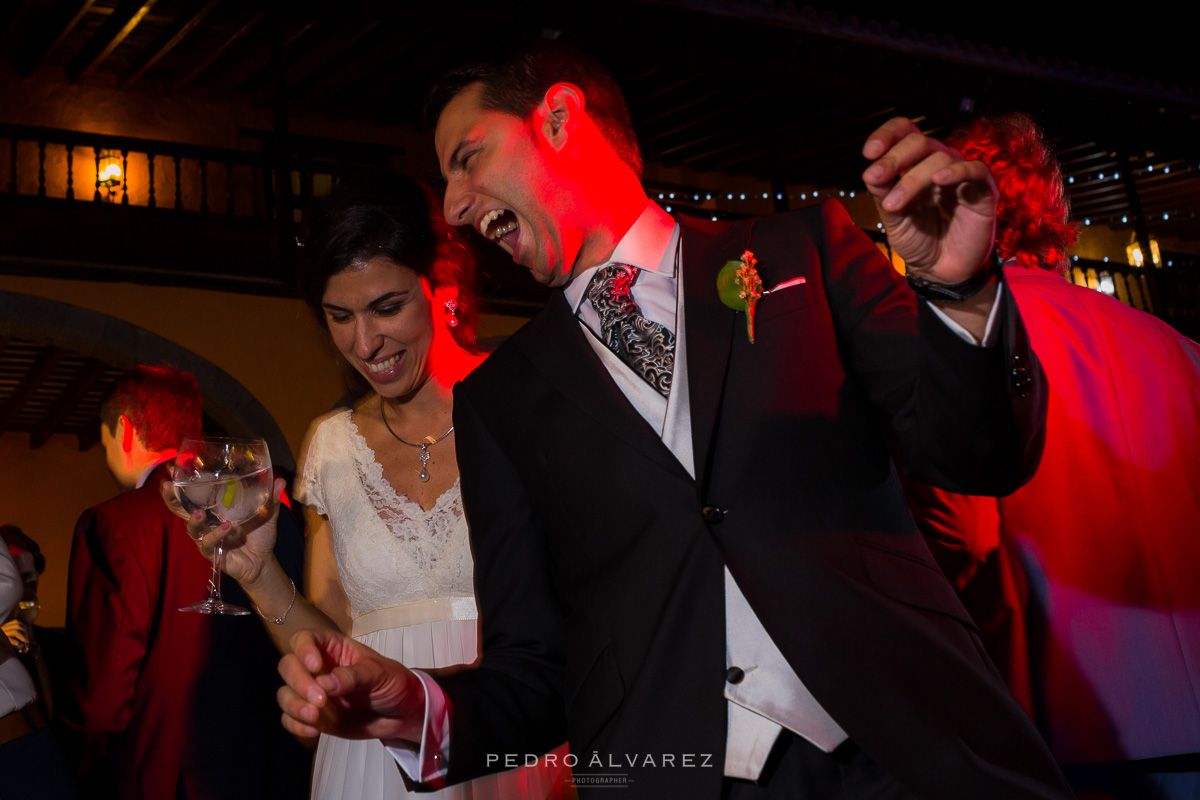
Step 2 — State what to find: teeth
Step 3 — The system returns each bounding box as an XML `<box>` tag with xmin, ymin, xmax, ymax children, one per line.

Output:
<box><xmin>479</xmin><ymin>209</ymin><xmax>517</xmax><ymax>241</ymax></box>
<box><xmin>479</xmin><ymin>209</ymin><xmax>503</xmax><ymax>236</ymax></box>
<box><xmin>366</xmin><ymin>354</ymin><xmax>399</xmax><ymax>373</ymax></box>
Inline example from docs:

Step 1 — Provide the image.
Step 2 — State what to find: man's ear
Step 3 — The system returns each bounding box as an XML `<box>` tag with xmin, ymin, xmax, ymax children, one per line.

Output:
<box><xmin>534</xmin><ymin>82</ymin><xmax>584</xmax><ymax>153</ymax></box>
<box><xmin>118</xmin><ymin>414</ymin><xmax>134</xmax><ymax>454</ymax></box>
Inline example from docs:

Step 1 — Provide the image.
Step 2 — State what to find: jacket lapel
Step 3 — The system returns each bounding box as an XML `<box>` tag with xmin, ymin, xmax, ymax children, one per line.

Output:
<box><xmin>518</xmin><ymin>291</ymin><xmax>692</xmax><ymax>483</ymax></box>
<box><xmin>681</xmin><ymin>218</ymin><xmax>753</xmax><ymax>494</ymax></box>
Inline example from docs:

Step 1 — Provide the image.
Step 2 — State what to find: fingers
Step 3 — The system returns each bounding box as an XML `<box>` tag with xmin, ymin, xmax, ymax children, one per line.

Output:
<box><xmin>278</xmin><ymin>683</ymin><xmax>322</xmax><ymax>739</ymax></box>
<box><xmin>876</xmin><ymin>149</ymin><xmax>957</xmax><ymax>212</ymax></box>
<box><xmin>159</xmin><ymin>480</ymin><xmax>191</xmax><ymax>521</ymax></box>
<box><xmin>862</xmin><ymin>117</ymin><xmax>922</xmax><ymax>161</ymax></box>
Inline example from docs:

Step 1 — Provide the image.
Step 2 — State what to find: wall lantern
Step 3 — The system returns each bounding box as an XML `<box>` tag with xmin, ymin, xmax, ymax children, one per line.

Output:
<box><xmin>1125</xmin><ymin>233</ymin><xmax>1162</xmax><ymax>268</ymax></box>
<box><xmin>97</xmin><ymin>151</ymin><xmax>123</xmax><ymax>201</ymax></box>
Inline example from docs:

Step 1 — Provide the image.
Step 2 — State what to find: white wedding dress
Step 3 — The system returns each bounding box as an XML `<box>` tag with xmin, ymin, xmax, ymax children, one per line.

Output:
<box><xmin>295</xmin><ymin>408</ymin><xmax>570</xmax><ymax>800</ymax></box>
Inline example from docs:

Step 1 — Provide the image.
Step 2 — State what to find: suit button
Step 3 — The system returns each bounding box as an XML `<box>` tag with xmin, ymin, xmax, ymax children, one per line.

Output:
<box><xmin>726</xmin><ymin>666</ymin><xmax>745</xmax><ymax>685</ymax></box>
<box><xmin>701</xmin><ymin>505</ymin><xmax>724</xmax><ymax>523</ymax></box>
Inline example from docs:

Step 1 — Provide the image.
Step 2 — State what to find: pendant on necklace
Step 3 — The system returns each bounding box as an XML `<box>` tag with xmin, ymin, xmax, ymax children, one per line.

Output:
<box><xmin>418</xmin><ymin>445</ymin><xmax>431</xmax><ymax>482</ymax></box>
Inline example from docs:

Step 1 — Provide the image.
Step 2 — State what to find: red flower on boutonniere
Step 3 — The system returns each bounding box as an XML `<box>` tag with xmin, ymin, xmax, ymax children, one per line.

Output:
<box><xmin>716</xmin><ymin>250</ymin><xmax>763</xmax><ymax>343</ymax></box>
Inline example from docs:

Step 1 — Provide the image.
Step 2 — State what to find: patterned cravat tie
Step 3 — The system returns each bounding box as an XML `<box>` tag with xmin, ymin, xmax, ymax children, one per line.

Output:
<box><xmin>586</xmin><ymin>264</ymin><xmax>675</xmax><ymax>397</ymax></box>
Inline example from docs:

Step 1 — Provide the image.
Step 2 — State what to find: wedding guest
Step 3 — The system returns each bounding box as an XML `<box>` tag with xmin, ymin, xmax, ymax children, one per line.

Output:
<box><xmin>0</xmin><ymin>535</ymin><xmax>79</xmax><ymax>799</ymax></box>
<box><xmin>902</xmin><ymin>113</ymin><xmax>1200</xmax><ymax>800</ymax></box>
<box><xmin>64</xmin><ymin>365</ymin><xmax>309</xmax><ymax>800</ymax></box>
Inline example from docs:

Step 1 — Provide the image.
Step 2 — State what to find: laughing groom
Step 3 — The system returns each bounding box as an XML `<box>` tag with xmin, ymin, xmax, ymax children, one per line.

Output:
<box><xmin>277</xmin><ymin>42</ymin><xmax>1071</xmax><ymax>800</ymax></box>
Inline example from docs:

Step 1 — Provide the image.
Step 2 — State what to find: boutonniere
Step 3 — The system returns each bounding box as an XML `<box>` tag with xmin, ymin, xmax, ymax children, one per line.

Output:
<box><xmin>717</xmin><ymin>250</ymin><xmax>763</xmax><ymax>343</ymax></box>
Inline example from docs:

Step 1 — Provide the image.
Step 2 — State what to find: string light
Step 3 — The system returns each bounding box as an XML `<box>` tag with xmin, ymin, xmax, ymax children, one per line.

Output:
<box><xmin>739</xmin><ymin>193</ymin><xmax>746</xmax><ymax>200</ymax></box>
<box><xmin>849</xmin><ymin>191</ymin><xmax>855</xmax><ymax>197</ymax></box>
<box><xmin>1164</xmin><ymin>167</ymin><xmax>1171</xmax><ymax>174</ymax></box>
<box><xmin>665</xmin><ymin>205</ymin><xmax>672</xmax><ymax>212</ymax></box>
<box><xmin>1068</xmin><ymin>176</ymin><xmax>1074</xmax><ymax>183</ymax></box>
<box><xmin>1163</xmin><ymin>213</ymin><xmax>1169</xmax><ymax>220</ymax></box>
<box><xmin>1114</xmin><ymin>172</ymin><xmax>1119</xmax><ymax>179</ymax></box>
<box><xmin>762</xmin><ymin>192</ymin><xmax>768</xmax><ymax>199</ymax></box>
<box><xmin>1122</xmin><ymin>216</ymin><xmax>1128</xmax><ymax>223</ymax></box>
<box><xmin>705</xmin><ymin>194</ymin><xmax>711</xmax><ymax>200</ymax></box>
<box><xmin>1084</xmin><ymin>219</ymin><xmax>1091</xmax><ymax>225</ymax></box>
<box><xmin>669</xmin><ymin>193</ymin><xmax>674</xmax><ymax>199</ymax></box>
<box><xmin>801</xmin><ymin>193</ymin><xmax>807</xmax><ymax>200</ymax></box>
<box><xmin>1098</xmin><ymin>173</ymin><xmax>1104</xmax><ymax>179</ymax></box>
<box><xmin>1148</xmin><ymin>165</ymin><xmax>1154</xmax><ymax>172</ymax></box>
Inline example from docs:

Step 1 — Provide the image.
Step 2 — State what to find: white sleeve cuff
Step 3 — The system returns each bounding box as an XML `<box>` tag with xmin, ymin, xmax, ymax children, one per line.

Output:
<box><xmin>925</xmin><ymin>283</ymin><xmax>1004</xmax><ymax>346</ymax></box>
<box><xmin>386</xmin><ymin>669</ymin><xmax>450</xmax><ymax>785</ymax></box>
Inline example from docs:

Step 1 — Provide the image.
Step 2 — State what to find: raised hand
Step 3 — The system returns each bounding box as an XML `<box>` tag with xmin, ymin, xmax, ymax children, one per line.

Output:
<box><xmin>161</xmin><ymin>476</ymin><xmax>283</xmax><ymax>586</ymax></box>
<box><xmin>862</xmin><ymin>117</ymin><xmax>998</xmax><ymax>286</ymax></box>
<box><xmin>277</xmin><ymin>628</ymin><xmax>427</xmax><ymax>743</ymax></box>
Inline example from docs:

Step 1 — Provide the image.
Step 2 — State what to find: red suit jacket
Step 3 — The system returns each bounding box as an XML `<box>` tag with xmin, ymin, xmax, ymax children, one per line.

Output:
<box><xmin>437</xmin><ymin>203</ymin><xmax>1071</xmax><ymax>798</ymax></box>
<box><xmin>64</xmin><ymin>464</ymin><xmax>310</xmax><ymax>800</ymax></box>
<box><xmin>904</xmin><ymin>266</ymin><xmax>1200</xmax><ymax>764</ymax></box>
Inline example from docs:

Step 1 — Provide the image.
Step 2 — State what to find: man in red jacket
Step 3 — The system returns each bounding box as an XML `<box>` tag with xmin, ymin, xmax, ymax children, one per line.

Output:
<box><xmin>64</xmin><ymin>365</ymin><xmax>309</xmax><ymax>800</ymax></box>
<box><xmin>903</xmin><ymin>114</ymin><xmax>1200</xmax><ymax>800</ymax></box>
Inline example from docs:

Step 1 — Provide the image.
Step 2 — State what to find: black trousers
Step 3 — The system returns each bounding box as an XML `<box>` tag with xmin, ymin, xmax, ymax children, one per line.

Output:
<box><xmin>721</xmin><ymin>733</ymin><xmax>916</xmax><ymax>800</ymax></box>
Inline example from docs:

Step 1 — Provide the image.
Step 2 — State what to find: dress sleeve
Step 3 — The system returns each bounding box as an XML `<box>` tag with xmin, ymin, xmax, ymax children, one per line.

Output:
<box><xmin>293</xmin><ymin>414</ymin><xmax>331</xmax><ymax>516</ymax></box>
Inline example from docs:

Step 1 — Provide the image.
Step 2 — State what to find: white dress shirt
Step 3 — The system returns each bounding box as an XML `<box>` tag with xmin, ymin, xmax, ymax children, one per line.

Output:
<box><xmin>392</xmin><ymin>199</ymin><xmax>1001</xmax><ymax>783</ymax></box>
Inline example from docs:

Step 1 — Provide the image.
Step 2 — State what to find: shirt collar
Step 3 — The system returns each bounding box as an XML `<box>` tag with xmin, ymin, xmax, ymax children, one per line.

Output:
<box><xmin>136</xmin><ymin>450</ymin><xmax>177</xmax><ymax>489</ymax></box>
<box><xmin>564</xmin><ymin>201</ymin><xmax>678</xmax><ymax>312</ymax></box>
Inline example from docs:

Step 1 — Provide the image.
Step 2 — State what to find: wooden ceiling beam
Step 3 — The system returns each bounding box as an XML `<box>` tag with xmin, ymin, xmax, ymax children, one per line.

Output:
<box><xmin>217</xmin><ymin>14</ymin><xmax>316</xmax><ymax>93</ymax></box>
<box><xmin>291</xmin><ymin>27</ymin><xmax>422</xmax><ymax>114</ymax></box>
<box><xmin>121</xmin><ymin>0</ymin><xmax>221</xmax><ymax>88</ymax></box>
<box><xmin>66</xmin><ymin>0</ymin><xmax>160</xmax><ymax>83</ymax></box>
<box><xmin>30</xmin><ymin>358</ymin><xmax>107</xmax><ymax>449</ymax></box>
<box><xmin>0</xmin><ymin>348</ymin><xmax>65</xmax><ymax>434</ymax></box>
<box><xmin>172</xmin><ymin>8</ymin><xmax>264</xmax><ymax>90</ymax></box>
<box><xmin>14</xmin><ymin>0</ymin><xmax>95</xmax><ymax>76</ymax></box>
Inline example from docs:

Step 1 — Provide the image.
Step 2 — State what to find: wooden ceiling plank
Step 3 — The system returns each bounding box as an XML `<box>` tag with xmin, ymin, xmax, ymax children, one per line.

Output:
<box><xmin>292</xmin><ymin>27</ymin><xmax>421</xmax><ymax>113</ymax></box>
<box><xmin>218</xmin><ymin>15</ymin><xmax>316</xmax><ymax>93</ymax></box>
<box><xmin>121</xmin><ymin>0</ymin><xmax>221</xmax><ymax>88</ymax></box>
<box><xmin>15</xmin><ymin>0</ymin><xmax>95</xmax><ymax>75</ymax></box>
<box><xmin>172</xmin><ymin>8</ymin><xmax>264</xmax><ymax>90</ymax></box>
<box><xmin>0</xmin><ymin>0</ymin><xmax>37</xmax><ymax>53</ymax></box>
<box><xmin>30</xmin><ymin>358</ymin><xmax>108</xmax><ymax>449</ymax></box>
<box><xmin>0</xmin><ymin>348</ymin><xmax>66</xmax><ymax>434</ymax></box>
<box><xmin>67</xmin><ymin>0</ymin><xmax>160</xmax><ymax>83</ymax></box>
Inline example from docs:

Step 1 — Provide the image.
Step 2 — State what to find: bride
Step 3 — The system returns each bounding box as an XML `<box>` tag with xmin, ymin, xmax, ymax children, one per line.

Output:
<box><xmin>179</xmin><ymin>173</ymin><xmax>572</xmax><ymax>799</ymax></box>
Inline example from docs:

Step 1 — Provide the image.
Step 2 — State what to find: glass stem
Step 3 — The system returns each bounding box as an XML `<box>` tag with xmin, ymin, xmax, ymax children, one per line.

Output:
<box><xmin>208</xmin><ymin>544</ymin><xmax>225</xmax><ymax>604</ymax></box>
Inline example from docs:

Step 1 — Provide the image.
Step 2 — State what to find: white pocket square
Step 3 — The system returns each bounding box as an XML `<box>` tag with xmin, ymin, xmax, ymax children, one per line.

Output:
<box><xmin>766</xmin><ymin>276</ymin><xmax>807</xmax><ymax>293</ymax></box>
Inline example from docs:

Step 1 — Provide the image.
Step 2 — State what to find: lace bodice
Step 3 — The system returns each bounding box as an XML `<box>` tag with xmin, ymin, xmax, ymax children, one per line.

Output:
<box><xmin>294</xmin><ymin>409</ymin><xmax>474</xmax><ymax>619</ymax></box>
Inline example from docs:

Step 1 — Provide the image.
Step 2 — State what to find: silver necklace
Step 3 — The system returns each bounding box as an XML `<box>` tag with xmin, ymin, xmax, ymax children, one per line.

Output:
<box><xmin>379</xmin><ymin>401</ymin><xmax>453</xmax><ymax>482</ymax></box>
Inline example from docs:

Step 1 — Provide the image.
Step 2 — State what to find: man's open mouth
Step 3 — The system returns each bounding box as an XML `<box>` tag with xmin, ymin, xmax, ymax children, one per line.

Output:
<box><xmin>479</xmin><ymin>208</ymin><xmax>519</xmax><ymax>245</ymax></box>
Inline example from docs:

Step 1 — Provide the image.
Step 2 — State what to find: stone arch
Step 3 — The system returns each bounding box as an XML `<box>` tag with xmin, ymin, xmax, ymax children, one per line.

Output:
<box><xmin>1</xmin><ymin>291</ymin><xmax>294</xmax><ymax>472</ymax></box>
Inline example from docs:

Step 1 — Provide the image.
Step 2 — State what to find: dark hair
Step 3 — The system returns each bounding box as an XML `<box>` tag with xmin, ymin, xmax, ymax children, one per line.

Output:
<box><xmin>426</xmin><ymin>40</ymin><xmax>642</xmax><ymax>176</ymax></box>
<box><xmin>948</xmin><ymin>114</ymin><xmax>1078</xmax><ymax>273</ymax></box>
<box><xmin>301</xmin><ymin>171</ymin><xmax>480</xmax><ymax>353</ymax></box>
<box><xmin>0</xmin><ymin>526</ymin><xmax>45</xmax><ymax>575</ymax></box>
<box><xmin>99</xmin><ymin>365</ymin><xmax>202</xmax><ymax>451</ymax></box>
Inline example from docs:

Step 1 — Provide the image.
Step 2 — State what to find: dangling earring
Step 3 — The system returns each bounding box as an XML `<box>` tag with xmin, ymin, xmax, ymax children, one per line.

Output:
<box><xmin>444</xmin><ymin>298</ymin><xmax>459</xmax><ymax>328</ymax></box>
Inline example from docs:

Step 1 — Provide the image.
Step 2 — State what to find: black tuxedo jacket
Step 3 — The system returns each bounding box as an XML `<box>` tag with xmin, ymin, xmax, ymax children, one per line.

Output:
<box><xmin>441</xmin><ymin>201</ymin><xmax>1071</xmax><ymax>798</ymax></box>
